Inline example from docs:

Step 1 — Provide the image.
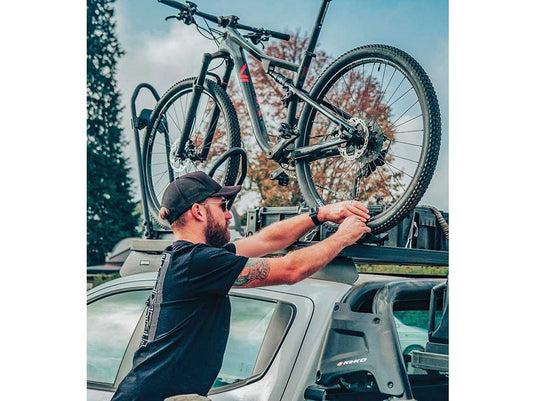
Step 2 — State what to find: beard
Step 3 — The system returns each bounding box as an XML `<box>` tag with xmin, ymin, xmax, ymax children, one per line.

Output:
<box><xmin>205</xmin><ymin>208</ymin><xmax>230</xmax><ymax>247</ymax></box>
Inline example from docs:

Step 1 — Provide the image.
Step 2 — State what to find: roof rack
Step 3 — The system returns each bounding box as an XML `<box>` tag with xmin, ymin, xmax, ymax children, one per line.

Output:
<box><xmin>247</xmin><ymin>206</ymin><xmax>449</xmax><ymax>267</ymax></box>
<box><xmin>119</xmin><ymin>205</ymin><xmax>448</xmax><ymax>282</ymax></box>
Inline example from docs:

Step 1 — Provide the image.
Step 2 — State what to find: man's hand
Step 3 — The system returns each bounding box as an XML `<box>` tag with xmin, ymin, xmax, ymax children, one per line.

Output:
<box><xmin>332</xmin><ymin>215</ymin><xmax>372</xmax><ymax>246</ymax></box>
<box><xmin>317</xmin><ymin>200</ymin><xmax>370</xmax><ymax>224</ymax></box>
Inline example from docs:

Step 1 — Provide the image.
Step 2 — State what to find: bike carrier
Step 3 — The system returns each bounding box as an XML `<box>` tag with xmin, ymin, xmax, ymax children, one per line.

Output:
<box><xmin>130</xmin><ymin>83</ymin><xmax>160</xmax><ymax>239</ymax></box>
<box><xmin>130</xmin><ymin>82</ymin><xmax>247</xmax><ymax>240</ymax></box>
<box><xmin>246</xmin><ymin>206</ymin><xmax>449</xmax><ymax>272</ymax></box>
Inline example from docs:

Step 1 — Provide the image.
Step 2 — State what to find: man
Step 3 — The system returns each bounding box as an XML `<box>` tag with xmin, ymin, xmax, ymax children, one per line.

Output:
<box><xmin>111</xmin><ymin>171</ymin><xmax>371</xmax><ymax>401</ymax></box>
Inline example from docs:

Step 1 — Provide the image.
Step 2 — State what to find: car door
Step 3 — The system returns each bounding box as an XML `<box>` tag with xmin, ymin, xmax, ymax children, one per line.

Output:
<box><xmin>209</xmin><ymin>288</ymin><xmax>314</xmax><ymax>401</ymax></box>
<box><xmin>87</xmin><ymin>283</ymin><xmax>314</xmax><ymax>401</ymax></box>
<box><xmin>87</xmin><ymin>285</ymin><xmax>153</xmax><ymax>401</ymax></box>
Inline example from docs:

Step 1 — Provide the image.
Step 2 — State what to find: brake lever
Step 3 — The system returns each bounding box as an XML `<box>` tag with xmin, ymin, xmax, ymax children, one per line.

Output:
<box><xmin>166</xmin><ymin>11</ymin><xmax>195</xmax><ymax>25</ymax></box>
<box><xmin>244</xmin><ymin>31</ymin><xmax>270</xmax><ymax>47</ymax></box>
<box><xmin>244</xmin><ymin>32</ymin><xmax>262</xmax><ymax>45</ymax></box>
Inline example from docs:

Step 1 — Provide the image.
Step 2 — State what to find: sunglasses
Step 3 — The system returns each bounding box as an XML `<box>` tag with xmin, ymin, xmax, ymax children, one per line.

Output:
<box><xmin>201</xmin><ymin>199</ymin><xmax>229</xmax><ymax>212</ymax></box>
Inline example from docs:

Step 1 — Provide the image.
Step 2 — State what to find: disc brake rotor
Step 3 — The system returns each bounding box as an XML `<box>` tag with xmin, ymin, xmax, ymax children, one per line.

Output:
<box><xmin>339</xmin><ymin>117</ymin><xmax>369</xmax><ymax>161</ymax></box>
<box><xmin>169</xmin><ymin>141</ymin><xmax>196</xmax><ymax>173</ymax></box>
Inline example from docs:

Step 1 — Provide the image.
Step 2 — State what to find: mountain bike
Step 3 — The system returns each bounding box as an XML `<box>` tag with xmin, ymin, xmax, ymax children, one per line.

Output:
<box><xmin>143</xmin><ymin>0</ymin><xmax>441</xmax><ymax>233</ymax></box>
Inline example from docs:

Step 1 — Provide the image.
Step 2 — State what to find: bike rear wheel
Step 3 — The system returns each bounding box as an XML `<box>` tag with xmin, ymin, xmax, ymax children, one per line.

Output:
<box><xmin>142</xmin><ymin>77</ymin><xmax>241</xmax><ymax>228</ymax></box>
<box><xmin>296</xmin><ymin>45</ymin><xmax>441</xmax><ymax>234</ymax></box>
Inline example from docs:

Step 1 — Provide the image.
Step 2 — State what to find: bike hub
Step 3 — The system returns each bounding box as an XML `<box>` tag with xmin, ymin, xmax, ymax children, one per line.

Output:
<box><xmin>358</xmin><ymin>120</ymin><xmax>385</xmax><ymax>164</ymax></box>
<box><xmin>339</xmin><ymin>117</ymin><xmax>369</xmax><ymax>160</ymax></box>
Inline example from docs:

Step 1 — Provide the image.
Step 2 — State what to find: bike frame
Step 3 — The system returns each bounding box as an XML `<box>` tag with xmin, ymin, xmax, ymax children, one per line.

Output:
<box><xmin>178</xmin><ymin>0</ymin><xmax>356</xmax><ymax>164</ymax></box>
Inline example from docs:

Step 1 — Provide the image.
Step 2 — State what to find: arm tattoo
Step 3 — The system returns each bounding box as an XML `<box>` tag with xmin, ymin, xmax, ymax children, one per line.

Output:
<box><xmin>234</xmin><ymin>258</ymin><xmax>271</xmax><ymax>287</ymax></box>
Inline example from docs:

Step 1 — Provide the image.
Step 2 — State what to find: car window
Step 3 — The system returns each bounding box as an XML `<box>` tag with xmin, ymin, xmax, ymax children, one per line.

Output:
<box><xmin>87</xmin><ymin>290</ymin><xmax>151</xmax><ymax>385</ymax></box>
<box><xmin>394</xmin><ymin>309</ymin><xmax>443</xmax><ymax>374</ymax></box>
<box><xmin>212</xmin><ymin>296</ymin><xmax>277</xmax><ymax>388</ymax></box>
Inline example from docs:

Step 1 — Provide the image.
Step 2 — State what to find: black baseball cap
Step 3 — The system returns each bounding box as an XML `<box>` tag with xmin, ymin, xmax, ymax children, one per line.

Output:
<box><xmin>161</xmin><ymin>171</ymin><xmax>241</xmax><ymax>223</ymax></box>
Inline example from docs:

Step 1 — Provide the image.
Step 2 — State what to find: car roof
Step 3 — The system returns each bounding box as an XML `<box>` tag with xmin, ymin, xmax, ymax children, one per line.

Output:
<box><xmin>87</xmin><ymin>270</ymin><xmax>419</xmax><ymax>302</ymax></box>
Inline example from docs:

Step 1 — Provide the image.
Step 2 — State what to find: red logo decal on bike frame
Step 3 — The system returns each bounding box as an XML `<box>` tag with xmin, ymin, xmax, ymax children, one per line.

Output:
<box><xmin>240</xmin><ymin>64</ymin><xmax>250</xmax><ymax>82</ymax></box>
<box><xmin>256</xmin><ymin>97</ymin><xmax>262</xmax><ymax>116</ymax></box>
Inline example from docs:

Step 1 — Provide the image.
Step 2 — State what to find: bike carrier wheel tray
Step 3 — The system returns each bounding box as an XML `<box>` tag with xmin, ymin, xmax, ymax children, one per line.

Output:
<box><xmin>130</xmin><ymin>83</ymin><xmax>247</xmax><ymax>239</ymax></box>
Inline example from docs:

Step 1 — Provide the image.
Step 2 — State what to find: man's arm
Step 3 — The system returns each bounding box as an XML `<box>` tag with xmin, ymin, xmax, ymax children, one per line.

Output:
<box><xmin>233</xmin><ymin>201</ymin><xmax>369</xmax><ymax>258</ymax></box>
<box><xmin>232</xmin><ymin>215</ymin><xmax>370</xmax><ymax>288</ymax></box>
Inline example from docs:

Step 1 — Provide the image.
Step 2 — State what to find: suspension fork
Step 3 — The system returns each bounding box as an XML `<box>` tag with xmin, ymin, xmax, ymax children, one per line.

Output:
<box><xmin>176</xmin><ymin>51</ymin><xmax>223</xmax><ymax>160</ymax></box>
<box><xmin>199</xmin><ymin>57</ymin><xmax>234</xmax><ymax>160</ymax></box>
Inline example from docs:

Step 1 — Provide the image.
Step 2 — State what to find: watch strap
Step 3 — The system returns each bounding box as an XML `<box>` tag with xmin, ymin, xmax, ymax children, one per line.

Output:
<box><xmin>309</xmin><ymin>207</ymin><xmax>322</xmax><ymax>226</ymax></box>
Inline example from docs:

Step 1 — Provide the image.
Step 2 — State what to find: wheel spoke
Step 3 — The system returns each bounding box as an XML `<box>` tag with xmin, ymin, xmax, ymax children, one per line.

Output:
<box><xmin>193</xmin><ymin>99</ymin><xmax>214</xmax><ymax>144</ymax></box>
<box><xmin>386</xmin><ymin>86</ymin><xmax>414</xmax><ymax>109</ymax></box>
<box><xmin>376</xmin><ymin>165</ymin><xmax>397</xmax><ymax>201</ymax></box>
<box><xmin>393</xmin><ymin>140</ymin><xmax>422</xmax><ymax>148</ymax></box>
<box><xmin>166</xmin><ymin>100</ymin><xmax>182</xmax><ymax>136</ymax></box>
<box><xmin>395</xmin><ymin>129</ymin><xmax>424</xmax><ymax>134</ymax></box>
<box><xmin>151</xmin><ymin>170</ymin><xmax>168</xmax><ymax>188</ymax></box>
<box><xmin>373</xmin><ymin>66</ymin><xmax>397</xmax><ymax>116</ymax></box>
<box><xmin>385</xmin><ymin>160</ymin><xmax>413</xmax><ymax>179</ymax></box>
<box><xmin>359</xmin><ymin>62</ymin><xmax>375</xmax><ymax>113</ymax></box>
<box><xmin>390</xmin><ymin>154</ymin><xmax>419</xmax><ymax>164</ymax></box>
<box><xmin>341</xmin><ymin>74</ymin><xmax>363</xmax><ymax>118</ymax></box>
<box><xmin>170</xmin><ymin>96</ymin><xmax>183</xmax><ymax>134</ymax></box>
<box><xmin>315</xmin><ymin>184</ymin><xmax>351</xmax><ymax>200</ymax></box>
<box><xmin>391</xmin><ymin>99</ymin><xmax>419</xmax><ymax>127</ymax></box>
<box><xmin>179</xmin><ymin>93</ymin><xmax>186</xmax><ymax>122</ymax></box>
<box><xmin>384</xmin><ymin>76</ymin><xmax>406</xmax><ymax>109</ymax></box>
<box><xmin>392</xmin><ymin>114</ymin><xmax>423</xmax><ymax>130</ymax></box>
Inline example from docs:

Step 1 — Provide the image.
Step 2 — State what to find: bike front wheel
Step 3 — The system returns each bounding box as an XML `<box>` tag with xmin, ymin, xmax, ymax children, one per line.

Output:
<box><xmin>296</xmin><ymin>45</ymin><xmax>441</xmax><ymax>234</ymax></box>
<box><xmin>142</xmin><ymin>77</ymin><xmax>241</xmax><ymax>228</ymax></box>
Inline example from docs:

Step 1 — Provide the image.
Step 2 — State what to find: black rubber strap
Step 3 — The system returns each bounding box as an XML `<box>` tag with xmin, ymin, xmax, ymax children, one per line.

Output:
<box><xmin>309</xmin><ymin>207</ymin><xmax>322</xmax><ymax>226</ymax></box>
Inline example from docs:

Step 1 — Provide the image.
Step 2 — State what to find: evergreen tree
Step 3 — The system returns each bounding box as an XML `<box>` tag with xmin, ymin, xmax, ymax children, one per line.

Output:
<box><xmin>87</xmin><ymin>0</ymin><xmax>139</xmax><ymax>266</ymax></box>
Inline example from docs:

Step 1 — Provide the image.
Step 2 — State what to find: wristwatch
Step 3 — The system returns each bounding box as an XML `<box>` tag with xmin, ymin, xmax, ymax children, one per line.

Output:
<box><xmin>309</xmin><ymin>207</ymin><xmax>322</xmax><ymax>226</ymax></box>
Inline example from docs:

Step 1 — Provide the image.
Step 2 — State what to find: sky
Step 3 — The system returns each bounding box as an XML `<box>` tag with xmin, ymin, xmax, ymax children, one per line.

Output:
<box><xmin>113</xmin><ymin>0</ymin><xmax>449</xmax><ymax>211</ymax></box>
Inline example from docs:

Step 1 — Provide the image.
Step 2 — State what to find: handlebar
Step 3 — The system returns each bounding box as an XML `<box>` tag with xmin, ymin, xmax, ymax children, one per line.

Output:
<box><xmin>158</xmin><ymin>0</ymin><xmax>187</xmax><ymax>11</ymax></box>
<box><xmin>157</xmin><ymin>0</ymin><xmax>290</xmax><ymax>41</ymax></box>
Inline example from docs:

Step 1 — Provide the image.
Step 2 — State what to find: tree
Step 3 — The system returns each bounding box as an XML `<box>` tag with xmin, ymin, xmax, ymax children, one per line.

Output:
<box><xmin>87</xmin><ymin>0</ymin><xmax>139</xmax><ymax>266</ymax></box>
<box><xmin>228</xmin><ymin>32</ymin><xmax>401</xmax><ymax>210</ymax></box>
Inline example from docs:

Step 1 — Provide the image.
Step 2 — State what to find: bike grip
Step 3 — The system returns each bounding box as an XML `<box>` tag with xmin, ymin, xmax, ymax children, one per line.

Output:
<box><xmin>267</xmin><ymin>29</ymin><xmax>290</xmax><ymax>41</ymax></box>
<box><xmin>158</xmin><ymin>0</ymin><xmax>188</xmax><ymax>11</ymax></box>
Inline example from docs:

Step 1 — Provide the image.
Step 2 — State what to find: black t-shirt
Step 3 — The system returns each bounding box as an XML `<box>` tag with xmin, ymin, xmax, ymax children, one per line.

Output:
<box><xmin>111</xmin><ymin>241</ymin><xmax>248</xmax><ymax>401</ymax></box>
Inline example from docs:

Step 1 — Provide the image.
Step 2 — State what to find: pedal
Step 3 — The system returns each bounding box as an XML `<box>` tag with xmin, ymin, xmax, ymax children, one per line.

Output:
<box><xmin>270</xmin><ymin>167</ymin><xmax>290</xmax><ymax>186</ymax></box>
